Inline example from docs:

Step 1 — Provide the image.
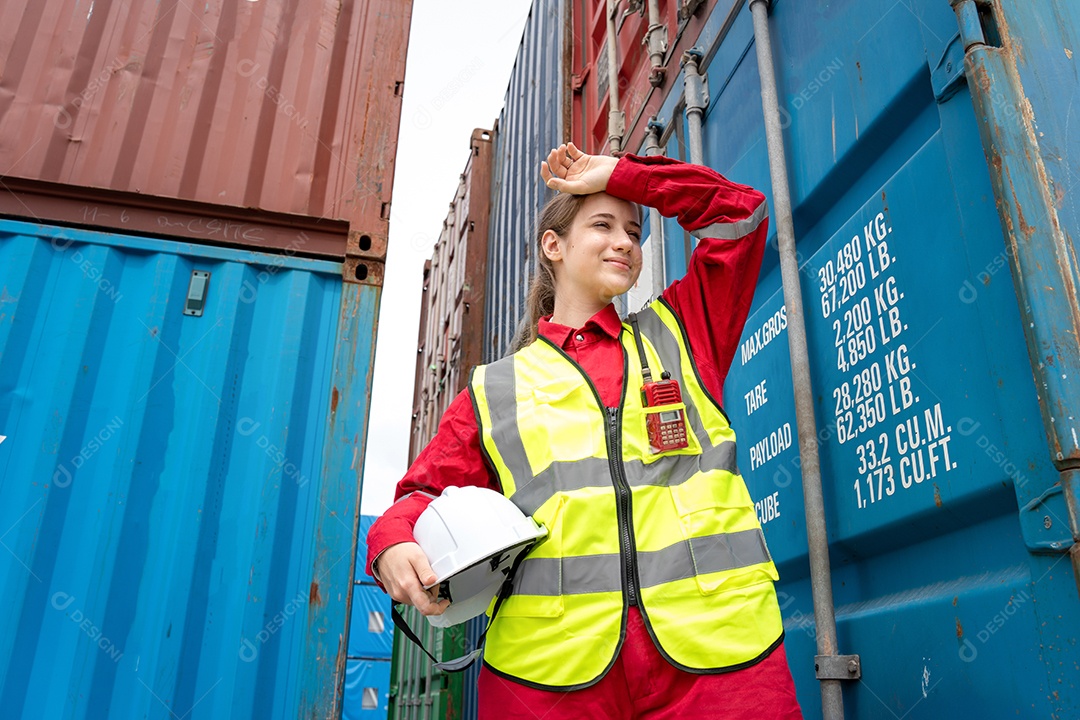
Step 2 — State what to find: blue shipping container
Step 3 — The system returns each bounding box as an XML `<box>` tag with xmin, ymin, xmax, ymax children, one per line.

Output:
<box><xmin>0</xmin><ymin>219</ymin><xmax>379</xmax><ymax>718</ymax></box>
<box><xmin>626</xmin><ymin>0</ymin><xmax>1080</xmax><ymax>717</ymax></box>
<box><xmin>347</xmin><ymin>515</ymin><xmax>394</xmax><ymax>662</ymax></box>
<box><xmin>344</xmin><ymin>659</ymin><xmax>392</xmax><ymax>720</ymax></box>
<box><xmin>348</xmin><ymin>584</ymin><xmax>394</xmax><ymax>661</ymax></box>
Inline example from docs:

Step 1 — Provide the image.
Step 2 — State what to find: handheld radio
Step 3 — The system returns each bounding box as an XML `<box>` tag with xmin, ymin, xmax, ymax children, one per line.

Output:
<box><xmin>630</xmin><ymin>314</ymin><xmax>690</xmax><ymax>453</ymax></box>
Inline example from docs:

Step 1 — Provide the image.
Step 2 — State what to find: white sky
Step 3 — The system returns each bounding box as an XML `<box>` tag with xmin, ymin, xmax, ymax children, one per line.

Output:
<box><xmin>360</xmin><ymin>0</ymin><xmax>533</xmax><ymax>515</ymax></box>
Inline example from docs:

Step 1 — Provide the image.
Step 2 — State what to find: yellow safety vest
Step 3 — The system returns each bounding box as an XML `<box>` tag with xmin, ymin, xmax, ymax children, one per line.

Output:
<box><xmin>469</xmin><ymin>298</ymin><xmax>784</xmax><ymax>689</ymax></box>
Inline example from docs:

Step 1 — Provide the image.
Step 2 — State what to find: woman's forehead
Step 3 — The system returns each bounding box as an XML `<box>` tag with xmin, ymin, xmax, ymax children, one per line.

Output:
<box><xmin>578</xmin><ymin>192</ymin><xmax>640</xmax><ymax>224</ymax></box>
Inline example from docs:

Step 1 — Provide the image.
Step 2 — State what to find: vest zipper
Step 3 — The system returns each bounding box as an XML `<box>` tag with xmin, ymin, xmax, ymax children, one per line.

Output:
<box><xmin>606</xmin><ymin>405</ymin><xmax>640</xmax><ymax>606</ymax></box>
<box><xmin>533</xmin><ymin>335</ymin><xmax>640</xmax><ymax>610</ymax></box>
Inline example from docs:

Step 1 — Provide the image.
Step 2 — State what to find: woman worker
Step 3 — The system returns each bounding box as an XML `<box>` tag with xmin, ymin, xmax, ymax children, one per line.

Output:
<box><xmin>367</xmin><ymin>142</ymin><xmax>802</xmax><ymax>719</ymax></box>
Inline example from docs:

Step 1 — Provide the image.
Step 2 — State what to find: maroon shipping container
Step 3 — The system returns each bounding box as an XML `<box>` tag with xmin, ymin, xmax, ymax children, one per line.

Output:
<box><xmin>0</xmin><ymin>0</ymin><xmax>408</xmax><ymax>266</ymax></box>
<box><xmin>409</xmin><ymin>128</ymin><xmax>494</xmax><ymax>462</ymax></box>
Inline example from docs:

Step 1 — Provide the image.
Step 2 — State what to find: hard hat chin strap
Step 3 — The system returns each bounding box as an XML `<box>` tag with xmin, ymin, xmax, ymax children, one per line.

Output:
<box><xmin>390</xmin><ymin>546</ymin><xmax>531</xmax><ymax>673</ymax></box>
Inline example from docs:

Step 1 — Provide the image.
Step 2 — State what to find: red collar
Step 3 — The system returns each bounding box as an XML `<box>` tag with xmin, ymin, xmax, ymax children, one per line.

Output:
<box><xmin>538</xmin><ymin>304</ymin><xmax>624</xmax><ymax>346</ymax></box>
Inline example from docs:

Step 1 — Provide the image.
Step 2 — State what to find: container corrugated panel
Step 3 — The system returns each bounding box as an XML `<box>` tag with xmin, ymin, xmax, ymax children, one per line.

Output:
<box><xmin>343</xmin><ymin>659</ymin><xmax>392</xmax><ymax>720</ymax></box>
<box><xmin>410</xmin><ymin>129</ymin><xmax>494</xmax><ymax>457</ymax></box>
<box><xmin>0</xmin><ymin>0</ymin><xmax>411</xmax><ymax>231</ymax></box>
<box><xmin>591</xmin><ymin>0</ymin><xmax>1080</xmax><ymax>717</ymax></box>
<box><xmin>483</xmin><ymin>0</ymin><xmax>568</xmax><ymax>362</ymax></box>
<box><xmin>0</xmin><ymin>217</ymin><xmax>381</xmax><ymax>718</ymax></box>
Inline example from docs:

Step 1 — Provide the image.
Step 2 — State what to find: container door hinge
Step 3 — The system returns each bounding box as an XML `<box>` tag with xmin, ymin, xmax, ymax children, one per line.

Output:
<box><xmin>953</xmin><ymin>0</ymin><xmax>1002</xmax><ymax>52</ymax></box>
<box><xmin>939</xmin><ymin>1</ymin><xmax>1005</xmax><ymax>102</ymax></box>
<box><xmin>815</xmin><ymin>654</ymin><xmax>862</xmax><ymax>681</ymax></box>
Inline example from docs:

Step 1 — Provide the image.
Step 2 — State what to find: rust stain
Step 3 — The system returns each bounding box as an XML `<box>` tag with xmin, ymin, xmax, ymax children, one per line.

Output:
<box><xmin>934</xmin><ymin>483</ymin><xmax>943</xmax><ymax>508</ymax></box>
<box><xmin>953</xmin><ymin>596</ymin><xmax>958</xmax><ymax>607</ymax></box>
<box><xmin>1015</xmin><ymin>196</ymin><xmax>1036</xmax><ymax>239</ymax></box>
<box><xmin>956</xmin><ymin>617</ymin><xmax>964</xmax><ymax>638</ymax></box>
<box><xmin>330</xmin><ymin>386</ymin><xmax>339</xmax><ymax>414</ymax></box>
<box><xmin>309</xmin><ymin>580</ymin><xmax>322</xmax><ymax>606</ymax></box>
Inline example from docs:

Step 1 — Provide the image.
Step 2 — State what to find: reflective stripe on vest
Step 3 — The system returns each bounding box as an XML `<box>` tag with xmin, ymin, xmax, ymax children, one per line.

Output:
<box><xmin>470</xmin><ymin>297</ymin><xmax>783</xmax><ymax>689</ymax></box>
<box><xmin>513</xmin><ymin>527</ymin><xmax>772</xmax><ymax>596</ymax></box>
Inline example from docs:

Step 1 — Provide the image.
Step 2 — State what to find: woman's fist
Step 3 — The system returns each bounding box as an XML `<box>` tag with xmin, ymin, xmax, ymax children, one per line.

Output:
<box><xmin>375</xmin><ymin>542</ymin><xmax>450</xmax><ymax>616</ymax></box>
<box><xmin>540</xmin><ymin>142</ymin><xmax>618</xmax><ymax>195</ymax></box>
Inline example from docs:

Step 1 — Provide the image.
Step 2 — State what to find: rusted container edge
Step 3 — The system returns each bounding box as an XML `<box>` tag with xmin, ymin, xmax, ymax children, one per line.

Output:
<box><xmin>0</xmin><ymin>176</ymin><xmax>349</xmax><ymax>259</ymax></box>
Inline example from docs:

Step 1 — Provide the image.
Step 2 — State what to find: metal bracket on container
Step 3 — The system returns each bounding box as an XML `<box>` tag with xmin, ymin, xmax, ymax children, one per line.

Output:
<box><xmin>345</xmin><ymin>229</ymin><xmax>387</xmax><ymax>287</ymax></box>
<box><xmin>1019</xmin><ymin>483</ymin><xmax>1076</xmax><ymax>552</ymax></box>
<box><xmin>184</xmin><ymin>270</ymin><xmax>210</xmax><ymax>317</ymax></box>
<box><xmin>646</xmin><ymin>117</ymin><xmax>668</xmax><ymax>144</ymax></box>
<box><xmin>815</xmin><ymin>654</ymin><xmax>861</xmax><ymax>681</ymax></box>
<box><xmin>931</xmin><ymin>31</ymin><xmax>968</xmax><ymax>103</ymax></box>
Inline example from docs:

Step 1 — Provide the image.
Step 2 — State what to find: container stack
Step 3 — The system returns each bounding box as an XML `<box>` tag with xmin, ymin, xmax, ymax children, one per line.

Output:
<box><xmin>390</xmin><ymin>127</ymin><xmax>496</xmax><ymax>720</ymax></box>
<box><xmin>409</xmin><ymin>129</ymin><xmax>495</xmax><ymax>458</ymax></box>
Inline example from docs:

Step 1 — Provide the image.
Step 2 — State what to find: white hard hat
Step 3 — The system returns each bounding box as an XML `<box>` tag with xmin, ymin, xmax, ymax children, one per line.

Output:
<box><xmin>413</xmin><ymin>485</ymin><xmax>547</xmax><ymax>628</ymax></box>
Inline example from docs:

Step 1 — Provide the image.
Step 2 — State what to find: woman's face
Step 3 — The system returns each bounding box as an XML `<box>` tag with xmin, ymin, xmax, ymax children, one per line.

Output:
<box><xmin>546</xmin><ymin>192</ymin><xmax>643</xmax><ymax>304</ymax></box>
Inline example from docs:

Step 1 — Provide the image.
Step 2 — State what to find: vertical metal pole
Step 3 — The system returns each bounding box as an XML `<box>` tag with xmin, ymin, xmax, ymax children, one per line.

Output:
<box><xmin>606</xmin><ymin>0</ymin><xmax>625</xmax><ymax>153</ymax></box>
<box><xmin>645</xmin><ymin>0</ymin><xmax>668</xmax><ymax>86</ymax></box>
<box><xmin>748</xmin><ymin>1</ymin><xmax>847</xmax><ymax>718</ymax></box>
<box><xmin>644</xmin><ymin>119</ymin><xmax>667</xmax><ymax>299</ymax></box>
<box><xmin>680</xmin><ymin>49</ymin><xmax>706</xmax><ymax>166</ymax></box>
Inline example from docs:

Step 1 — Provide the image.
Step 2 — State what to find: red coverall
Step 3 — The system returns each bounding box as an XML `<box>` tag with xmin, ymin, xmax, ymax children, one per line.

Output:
<box><xmin>368</xmin><ymin>153</ymin><xmax>803</xmax><ymax>719</ymax></box>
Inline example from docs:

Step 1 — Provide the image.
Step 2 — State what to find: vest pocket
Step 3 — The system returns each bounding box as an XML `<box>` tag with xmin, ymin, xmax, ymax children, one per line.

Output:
<box><xmin>691</xmin><ymin>543</ymin><xmax>779</xmax><ymax>596</ymax></box>
<box><xmin>497</xmin><ymin>590</ymin><xmax>565</xmax><ymax>618</ymax></box>
<box><xmin>668</xmin><ymin>473</ymin><xmax>755</xmax><ymax>522</ymax></box>
<box><xmin>668</xmin><ymin>479</ymin><xmax>778</xmax><ymax>596</ymax></box>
